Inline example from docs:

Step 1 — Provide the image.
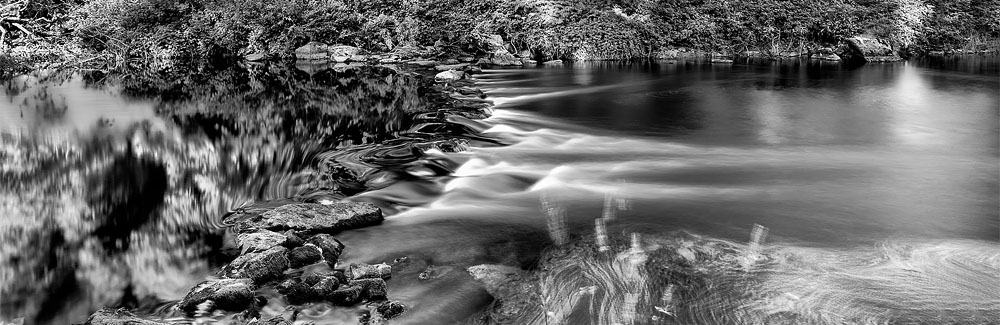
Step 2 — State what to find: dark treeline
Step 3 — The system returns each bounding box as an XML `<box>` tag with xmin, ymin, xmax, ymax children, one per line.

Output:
<box><xmin>1</xmin><ymin>0</ymin><xmax>998</xmax><ymax>72</ymax></box>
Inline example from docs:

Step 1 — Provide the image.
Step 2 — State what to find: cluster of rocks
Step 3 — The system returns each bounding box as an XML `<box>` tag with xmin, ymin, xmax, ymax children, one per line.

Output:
<box><xmin>254</xmin><ymin>35</ymin><xmax>562</xmax><ymax>71</ymax></box>
<box><xmin>83</xmin><ymin>202</ymin><xmax>406</xmax><ymax>324</ymax></box>
<box><xmin>81</xmin><ymin>51</ymin><xmax>501</xmax><ymax>324</ymax></box>
<box><xmin>657</xmin><ymin>34</ymin><xmax>910</xmax><ymax>63</ymax></box>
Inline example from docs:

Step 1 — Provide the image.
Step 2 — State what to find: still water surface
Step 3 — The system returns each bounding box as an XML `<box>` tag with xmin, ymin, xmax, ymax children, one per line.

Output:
<box><xmin>1</xmin><ymin>57</ymin><xmax>997</xmax><ymax>324</ymax></box>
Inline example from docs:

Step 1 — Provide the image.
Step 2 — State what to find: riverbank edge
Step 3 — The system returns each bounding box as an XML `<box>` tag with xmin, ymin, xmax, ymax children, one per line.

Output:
<box><xmin>5</xmin><ymin>39</ymin><xmax>999</xmax><ymax>81</ymax></box>
<box><xmin>69</xmin><ymin>58</ymin><xmax>499</xmax><ymax>325</ymax></box>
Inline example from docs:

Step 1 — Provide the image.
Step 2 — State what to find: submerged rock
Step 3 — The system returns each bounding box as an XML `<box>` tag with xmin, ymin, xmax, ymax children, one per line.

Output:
<box><xmin>177</xmin><ymin>279</ymin><xmax>256</xmax><ymax>313</ymax></box>
<box><xmin>83</xmin><ymin>308</ymin><xmax>168</xmax><ymax>325</ymax></box>
<box><xmin>229</xmin><ymin>203</ymin><xmax>383</xmax><ymax>233</ymax></box>
<box><xmin>245</xmin><ymin>316</ymin><xmax>293</xmax><ymax>325</ymax></box>
<box><xmin>326</xmin><ymin>286</ymin><xmax>363</xmax><ymax>305</ymax></box>
<box><xmin>307</xmin><ymin>234</ymin><xmax>346</xmax><ymax>266</ymax></box>
<box><xmin>467</xmin><ymin>264</ymin><xmax>542</xmax><ymax>323</ymax></box>
<box><xmin>221</xmin><ymin>246</ymin><xmax>289</xmax><ymax>283</ymax></box>
<box><xmin>349</xmin><ymin>278</ymin><xmax>388</xmax><ymax>300</ymax></box>
<box><xmin>295</xmin><ymin>42</ymin><xmax>329</xmax><ymax>61</ymax></box>
<box><xmin>362</xmin><ymin>301</ymin><xmax>406</xmax><ymax>324</ymax></box>
<box><xmin>375</xmin><ymin>301</ymin><xmax>406</xmax><ymax>319</ymax></box>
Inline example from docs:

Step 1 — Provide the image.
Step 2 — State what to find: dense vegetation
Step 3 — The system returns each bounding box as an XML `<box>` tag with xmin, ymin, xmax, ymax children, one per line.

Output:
<box><xmin>1</xmin><ymin>0</ymin><xmax>998</xmax><ymax>71</ymax></box>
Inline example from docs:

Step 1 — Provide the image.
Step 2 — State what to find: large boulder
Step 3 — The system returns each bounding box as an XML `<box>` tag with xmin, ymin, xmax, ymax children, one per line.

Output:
<box><xmin>220</xmin><ymin>246</ymin><xmax>290</xmax><ymax>283</ymax></box>
<box><xmin>295</xmin><ymin>42</ymin><xmax>329</xmax><ymax>61</ymax></box>
<box><xmin>83</xmin><ymin>308</ymin><xmax>168</xmax><ymax>325</ymax></box>
<box><xmin>226</xmin><ymin>203</ymin><xmax>383</xmax><ymax>233</ymax></box>
<box><xmin>491</xmin><ymin>49</ymin><xmax>519</xmax><ymax>66</ymax></box>
<box><xmin>176</xmin><ymin>279</ymin><xmax>256</xmax><ymax>313</ymax></box>
<box><xmin>843</xmin><ymin>36</ymin><xmax>901</xmax><ymax>62</ymax></box>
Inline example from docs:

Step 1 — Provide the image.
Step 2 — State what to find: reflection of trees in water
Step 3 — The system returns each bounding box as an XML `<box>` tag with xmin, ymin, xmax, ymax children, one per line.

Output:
<box><xmin>0</xmin><ymin>64</ymin><xmax>455</xmax><ymax>323</ymax></box>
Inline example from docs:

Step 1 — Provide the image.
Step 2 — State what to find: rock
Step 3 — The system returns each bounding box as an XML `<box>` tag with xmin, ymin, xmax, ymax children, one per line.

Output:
<box><xmin>230</xmin><ymin>202</ymin><xmax>383</xmax><ymax>233</ymax></box>
<box><xmin>475</xmin><ymin>58</ymin><xmax>492</xmax><ymax>66</ymax></box>
<box><xmin>230</xmin><ymin>309</ymin><xmax>262</xmax><ymax>324</ymax></box>
<box><xmin>350</xmin><ymin>54</ymin><xmax>368</xmax><ymax>62</ymax></box>
<box><xmin>464</xmin><ymin>65</ymin><xmax>482</xmax><ymax>74</ymax></box>
<box><xmin>458</xmin><ymin>56</ymin><xmax>474</xmax><ymax>63</ymax></box>
<box><xmin>491</xmin><ymin>49</ymin><xmax>519</xmax><ymax>66</ymax></box>
<box><xmin>346</xmin><ymin>262</ymin><xmax>392</xmax><ymax>280</ymax></box>
<box><xmin>311</xmin><ymin>276</ymin><xmax>341</xmax><ymax>297</ymax></box>
<box><xmin>408</xmin><ymin>60</ymin><xmax>439</xmax><ymax>67</ymax></box>
<box><xmin>522</xmin><ymin>58</ymin><xmax>537</xmax><ymax>65</ymax></box>
<box><xmin>302</xmin><ymin>269</ymin><xmax>342</xmax><ymax>286</ymax></box>
<box><xmin>330</xmin><ymin>45</ymin><xmax>360</xmax><ymax>63</ymax></box>
<box><xmin>276</xmin><ymin>279</ymin><xmax>315</xmax><ymax>304</ymax></box>
<box><xmin>326</xmin><ymin>286</ymin><xmax>362</xmax><ymax>305</ymax></box>
<box><xmin>281</xmin><ymin>231</ymin><xmax>304</xmax><ymax>248</ymax></box>
<box><xmin>379</xmin><ymin>57</ymin><xmax>400</xmax><ymax>64</ymax></box>
<box><xmin>236</xmin><ymin>230</ymin><xmax>288</xmax><ymax>254</ymax></box>
<box><xmin>542</xmin><ymin>59</ymin><xmax>563</xmax><ymax>65</ymax></box>
<box><xmin>375</xmin><ymin>301</ymin><xmax>406</xmax><ymax>319</ymax></box>
<box><xmin>177</xmin><ymin>279</ymin><xmax>255</xmax><ymax>313</ymax></box>
<box><xmin>443</xmin><ymin>58</ymin><xmax>460</xmax><ymax>65</ymax></box>
<box><xmin>348</xmin><ymin>278</ymin><xmax>387</xmax><ymax>300</ymax></box>
<box><xmin>434</xmin><ymin>63</ymin><xmax>470</xmax><ymax>71</ymax></box>
<box><xmin>484</xmin><ymin>34</ymin><xmax>505</xmax><ymax>51</ymax></box>
<box><xmin>467</xmin><ymin>264</ymin><xmax>542</xmax><ymax>323</ymax></box>
<box><xmin>518</xmin><ymin>50</ymin><xmax>531</xmax><ymax>58</ymax></box>
<box><xmin>221</xmin><ymin>246</ymin><xmax>289</xmax><ymax>283</ymax></box>
<box><xmin>245</xmin><ymin>53</ymin><xmax>267</xmax><ymax>62</ymax></box>
<box><xmin>83</xmin><ymin>308</ymin><xmax>168</xmax><ymax>325</ymax></box>
<box><xmin>812</xmin><ymin>53</ymin><xmax>841</xmax><ymax>61</ymax></box>
<box><xmin>435</xmin><ymin>70</ymin><xmax>465</xmax><ymax>82</ymax></box>
<box><xmin>295</xmin><ymin>42</ymin><xmax>329</xmax><ymax>61</ymax></box>
<box><xmin>455</xmin><ymin>86</ymin><xmax>483</xmax><ymax>97</ymax></box>
<box><xmin>306</xmin><ymin>234</ymin><xmax>345</xmax><ymax>266</ymax></box>
<box><xmin>844</xmin><ymin>36</ymin><xmax>901</xmax><ymax>62</ymax></box>
<box><xmin>287</xmin><ymin>244</ymin><xmax>323</xmax><ymax>268</ymax></box>
<box><xmin>251</xmin><ymin>316</ymin><xmax>293</xmax><ymax>325</ymax></box>
<box><xmin>711</xmin><ymin>58</ymin><xmax>733</xmax><ymax>64</ymax></box>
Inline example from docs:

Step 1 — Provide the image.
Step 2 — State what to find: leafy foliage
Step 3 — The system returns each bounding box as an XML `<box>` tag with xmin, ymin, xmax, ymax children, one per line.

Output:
<box><xmin>2</xmin><ymin>0</ymin><xmax>998</xmax><ymax>71</ymax></box>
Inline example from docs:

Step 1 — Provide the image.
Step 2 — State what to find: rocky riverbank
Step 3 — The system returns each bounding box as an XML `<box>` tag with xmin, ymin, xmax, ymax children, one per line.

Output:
<box><xmin>63</xmin><ymin>47</ymin><xmax>506</xmax><ymax>324</ymax></box>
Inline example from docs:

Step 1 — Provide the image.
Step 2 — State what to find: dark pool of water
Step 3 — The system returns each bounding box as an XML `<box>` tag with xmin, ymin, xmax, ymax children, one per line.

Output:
<box><xmin>1</xmin><ymin>57</ymin><xmax>998</xmax><ymax>324</ymax></box>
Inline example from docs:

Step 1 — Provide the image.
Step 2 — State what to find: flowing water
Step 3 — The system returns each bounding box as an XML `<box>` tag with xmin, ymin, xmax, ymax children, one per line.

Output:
<box><xmin>1</xmin><ymin>57</ymin><xmax>998</xmax><ymax>324</ymax></box>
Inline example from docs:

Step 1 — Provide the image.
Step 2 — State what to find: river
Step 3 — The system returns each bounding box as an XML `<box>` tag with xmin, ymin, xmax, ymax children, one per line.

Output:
<box><xmin>1</xmin><ymin>57</ymin><xmax>998</xmax><ymax>324</ymax></box>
